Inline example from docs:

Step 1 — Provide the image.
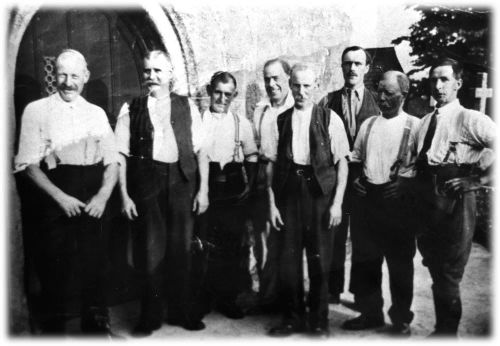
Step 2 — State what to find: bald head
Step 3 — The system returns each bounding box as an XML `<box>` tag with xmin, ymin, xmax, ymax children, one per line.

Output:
<box><xmin>376</xmin><ymin>70</ymin><xmax>409</xmax><ymax>118</ymax></box>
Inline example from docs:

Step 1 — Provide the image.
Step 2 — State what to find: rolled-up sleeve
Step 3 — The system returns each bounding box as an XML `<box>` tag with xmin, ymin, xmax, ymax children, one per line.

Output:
<box><xmin>14</xmin><ymin>103</ymin><xmax>44</xmax><ymax>172</ymax></box>
<box><xmin>263</xmin><ymin>117</ymin><xmax>279</xmax><ymax>162</ymax></box>
<box><xmin>114</xmin><ymin>103</ymin><xmax>131</xmax><ymax>157</ymax></box>
<box><xmin>98</xmin><ymin>112</ymin><xmax>120</xmax><ymax>166</ymax></box>
<box><xmin>328</xmin><ymin>110</ymin><xmax>350</xmax><ymax>164</ymax></box>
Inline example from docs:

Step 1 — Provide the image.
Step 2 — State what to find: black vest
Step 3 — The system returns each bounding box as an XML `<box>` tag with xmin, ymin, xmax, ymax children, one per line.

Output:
<box><xmin>273</xmin><ymin>105</ymin><xmax>337</xmax><ymax>198</ymax></box>
<box><xmin>325</xmin><ymin>87</ymin><xmax>380</xmax><ymax>149</ymax></box>
<box><xmin>128</xmin><ymin>93</ymin><xmax>197</xmax><ymax>181</ymax></box>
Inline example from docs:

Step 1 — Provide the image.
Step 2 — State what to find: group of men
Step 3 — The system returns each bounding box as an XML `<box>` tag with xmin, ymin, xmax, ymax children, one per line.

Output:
<box><xmin>14</xmin><ymin>45</ymin><xmax>495</xmax><ymax>338</ymax></box>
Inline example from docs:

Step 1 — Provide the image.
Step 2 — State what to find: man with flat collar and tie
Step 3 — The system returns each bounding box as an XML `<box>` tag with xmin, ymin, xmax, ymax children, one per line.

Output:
<box><xmin>319</xmin><ymin>46</ymin><xmax>380</xmax><ymax>306</ymax></box>
<box><xmin>415</xmin><ymin>57</ymin><xmax>495</xmax><ymax>337</ymax></box>
<box><xmin>268</xmin><ymin>63</ymin><xmax>349</xmax><ymax>337</ymax></box>
<box><xmin>251</xmin><ymin>58</ymin><xmax>295</xmax><ymax>312</ymax></box>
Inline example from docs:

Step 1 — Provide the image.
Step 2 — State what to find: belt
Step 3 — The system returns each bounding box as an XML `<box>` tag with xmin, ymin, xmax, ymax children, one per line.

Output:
<box><xmin>290</xmin><ymin>163</ymin><xmax>313</xmax><ymax>177</ymax></box>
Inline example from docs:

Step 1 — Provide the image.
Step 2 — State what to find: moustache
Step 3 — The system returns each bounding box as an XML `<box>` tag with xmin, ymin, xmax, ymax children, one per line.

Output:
<box><xmin>59</xmin><ymin>84</ymin><xmax>78</xmax><ymax>91</ymax></box>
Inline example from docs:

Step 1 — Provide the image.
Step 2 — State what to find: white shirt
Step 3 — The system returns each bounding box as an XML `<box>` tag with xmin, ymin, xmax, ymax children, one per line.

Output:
<box><xmin>417</xmin><ymin>99</ymin><xmax>496</xmax><ymax>166</ymax></box>
<box><xmin>268</xmin><ymin>105</ymin><xmax>350</xmax><ymax>165</ymax></box>
<box><xmin>351</xmin><ymin>112</ymin><xmax>420</xmax><ymax>184</ymax></box>
<box><xmin>201</xmin><ymin>110</ymin><xmax>258</xmax><ymax>169</ymax></box>
<box><xmin>14</xmin><ymin>93</ymin><xmax>119</xmax><ymax>172</ymax></box>
<box><xmin>114</xmin><ymin>96</ymin><xmax>203</xmax><ymax>163</ymax></box>
<box><xmin>252</xmin><ymin>91</ymin><xmax>295</xmax><ymax>160</ymax></box>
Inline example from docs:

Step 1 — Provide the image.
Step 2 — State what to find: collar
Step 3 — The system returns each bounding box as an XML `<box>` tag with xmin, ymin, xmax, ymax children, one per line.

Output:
<box><xmin>435</xmin><ymin>99</ymin><xmax>460</xmax><ymax>118</ymax></box>
<box><xmin>53</xmin><ymin>91</ymin><xmax>85</xmax><ymax>107</ymax></box>
<box><xmin>343</xmin><ymin>84</ymin><xmax>364</xmax><ymax>100</ymax></box>
<box><xmin>203</xmin><ymin>109</ymin><xmax>231</xmax><ymax>120</ymax></box>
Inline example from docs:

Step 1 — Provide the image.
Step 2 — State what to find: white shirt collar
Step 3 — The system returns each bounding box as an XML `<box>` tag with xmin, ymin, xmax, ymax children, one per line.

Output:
<box><xmin>435</xmin><ymin>99</ymin><xmax>460</xmax><ymax>117</ymax></box>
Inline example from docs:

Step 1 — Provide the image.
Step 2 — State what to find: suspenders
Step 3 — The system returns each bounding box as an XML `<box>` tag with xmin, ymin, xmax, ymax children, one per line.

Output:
<box><xmin>232</xmin><ymin>112</ymin><xmax>241</xmax><ymax>161</ymax></box>
<box><xmin>362</xmin><ymin>115</ymin><xmax>414</xmax><ymax>181</ymax></box>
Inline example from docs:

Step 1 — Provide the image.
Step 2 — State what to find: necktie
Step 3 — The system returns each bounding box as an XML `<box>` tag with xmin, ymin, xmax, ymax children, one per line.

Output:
<box><xmin>416</xmin><ymin>109</ymin><xmax>438</xmax><ymax>169</ymax></box>
<box><xmin>347</xmin><ymin>89</ymin><xmax>356</xmax><ymax>138</ymax></box>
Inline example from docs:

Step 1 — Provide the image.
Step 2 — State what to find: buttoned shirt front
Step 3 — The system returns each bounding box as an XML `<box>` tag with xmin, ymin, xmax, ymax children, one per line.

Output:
<box><xmin>351</xmin><ymin>112</ymin><xmax>420</xmax><ymax>184</ymax></box>
<box><xmin>268</xmin><ymin>105</ymin><xmax>350</xmax><ymax>165</ymax></box>
<box><xmin>201</xmin><ymin>110</ymin><xmax>258</xmax><ymax>169</ymax></box>
<box><xmin>417</xmin><ymin>99</ymin><xmax>496</xmax><ymax>166</ymax></box>
<box><xmin>252</xmin><ymin>91</ymin><xmax>295</xmax><ymax>161</ymax></box>
<box><xmin>342</xmin><ymin>85</ymin><xmax>365</xmax><ymax>137</ymax></box>
<box><xmin>15</xmin><ymin>92</ymin><xmax>119</xmax><ymax>172</ymax></box>
<box><xmin>114</xmin><ymin>96</ymin><xmax>204</xmax><ymax>163</ymax></box>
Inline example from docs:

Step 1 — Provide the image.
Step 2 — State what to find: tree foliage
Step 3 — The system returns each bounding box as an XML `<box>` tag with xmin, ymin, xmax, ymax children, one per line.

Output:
<box><xmin>394</xmin><ymin>6</ymin><xmax>491</xmax><ymax>111</ymax></box>
<box><xmin>393</xmin><ymin>5</ymin><xmax>491</xmax><ymax>75</ymax></box>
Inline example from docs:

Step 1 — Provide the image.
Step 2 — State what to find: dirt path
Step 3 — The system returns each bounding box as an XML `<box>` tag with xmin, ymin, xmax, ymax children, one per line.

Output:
<box><xmin>106</xmin><ymin>241</ymin><xmax>490</xmax><ymax>340</ymax></box>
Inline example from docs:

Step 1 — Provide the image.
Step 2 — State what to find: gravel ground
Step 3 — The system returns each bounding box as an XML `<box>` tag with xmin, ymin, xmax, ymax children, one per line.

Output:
<box><xmin>102</xmin><ymin>241</ymin><xmax>491</xmax><ymax>340</ymax></box>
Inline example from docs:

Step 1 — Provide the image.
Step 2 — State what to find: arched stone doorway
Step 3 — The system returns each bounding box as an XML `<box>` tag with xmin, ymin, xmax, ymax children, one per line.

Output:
<box><xmin>8</xmin><ymin>4</ymin><xmax>196</xmax><ymax>334</ymax></box>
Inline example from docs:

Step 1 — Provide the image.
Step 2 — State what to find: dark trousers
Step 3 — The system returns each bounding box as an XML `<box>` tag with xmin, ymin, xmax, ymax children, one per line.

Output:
<box><xmin>329</xmin><ymin>206</ymin><xmax>349</xmax><ymax>298</ymax></box>
<box><xmin>349</xmin><ymin>183</ymin><xmax>416</xmax><ymax>325</ymax></box>
<box><xmin>277</xmin><ymin>166</ymin><xmax>334</xmax><ymax>328</ymax></box>
<box><xmin>131</xmin><ymin>161</ymin><xmax>196</xmax><ymax>324</ymax></box>
<box><xmin>196</xmin><ymin>202</ymin><xmax>249</xmax><ymax>311</ymax></box>
<box><xmin>37</xmin><ymin>164</ymin><xmax>107</xmax><ymax>331</ymax></box>
<box><xmin>417</xmin><ymin>179</ymin><xmax>476</xmax><ymax>334</ymax></box>
<box><xmin>193</xmin><ymin>162</ymin><xmax>250</xmax><ymax>316</ymax></box>
<box><xmin>249</xmin><ymin>189</ymin><xmax>280</xmax><ymax>306</ymax></box>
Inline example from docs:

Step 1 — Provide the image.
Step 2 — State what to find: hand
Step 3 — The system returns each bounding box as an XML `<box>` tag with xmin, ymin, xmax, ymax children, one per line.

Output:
<box><xmin>328</xmin><ymin>203</ymin><xmax>342</xmax><ymax>228</ymax></box>
<box><xmin>444</xmin><ymin>177</ymin><xmax>479</xmax><ymax>194</ymax></box>
<box><xmin>353</xmin><ymin>177</ymin><xmax>367</xmax><ymax>197</ymax></box>
<box><xmin>55</xmin><ymin>193</ymin><xmax>86</xmax><ymax>218</ymax></box>
<box><xmin>121</xmin><ymin>194</ymin><xmax>138</xmax><ymax>220</ymax></box>
<box><xmin>269</xmin><ymin>203</ymin><xmax>284</xmax><ymax>231</ymax></box>
<box><xmin>84</xmin><ymin>193</ymin><xmax>109</xmax><ymax>219</ymax></box>
<box><xmin>193</xmin><ymin>190</ymin><xmax>209</xmax><ymax>215</ymax></box>
<box><xmin>382</xmin><ymin>179</ymin><xmax>401</xmax><ymax>200</ymax></box>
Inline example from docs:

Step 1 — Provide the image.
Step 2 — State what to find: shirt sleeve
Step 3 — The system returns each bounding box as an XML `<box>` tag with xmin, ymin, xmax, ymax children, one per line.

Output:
<box><xmin>466</xmin><ymin>111</ymin><xmax>496</xmax><ymax>149</ymax></box>
<box><xmin>189</xmin><ymin>99</ymin><xmax>204</xmax><ymax>153</ymax></box>
<box><xmin>264</xmin><ymin>116</ymin><xmax>279</xmax><ymax>162</ymax></box>
<box><xmin>95</xmin><ymin>109</ymin><xmax>120</xmax><ymax>166</ymax></box>
<box><xmin>114</xmin><ymin>102</ymin><xmax>131</xmax><ymax>157</ymax></box>
<box><xmin>14</xmin><ymin>102</ymin><xmax>44</xmax><ymax>172</ymax></box>
<box><xmin>350</xmin><ymin>117</ymin><xmax>368</xmax><ymax>163</ymax></box>
<box><xmin>328</xmin><ymin>110</ymin><xmax>350</xmax><ymax>164</ymax></box>
<box><xmin>240</xmin><ymin>116</ymin><xmax>258</xmax><ymax>162</ymax></box>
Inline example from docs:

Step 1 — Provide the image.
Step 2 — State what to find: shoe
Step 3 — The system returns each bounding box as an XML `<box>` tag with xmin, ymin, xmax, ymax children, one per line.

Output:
<box><xmin>309</xmin><ymin>325</ymin><xmax>330</xmax><ymax>338</ymax></box>
<box><xmin>342</xmin><ymin>315</ymin><xmax>385</xmax><ymax>330</ymax></box>
<box><xmin>216</xmin><ymin>303</ymin><xmax>245</xmax><ymax>319</ymax></box>
<box><xmin>131</xmin><ymin>319</ymin><xmax>162</xmax><ymax>337</ymax></box>
<box><xmin>166</xmin><ymin>318</ymin><xmax>206</xmax><ymax>331</ymax></box>
<box><xmin>387</xmin><ymin>323</ymin><xmax>411</xmax><ymax>336</ymax></box>
<box><xmin>81</xmin><ymin>314</ymin><xmax>114</xmax><ymax>337</ymax></box>
<box><xmin>269</xmin><ymin>323</ymin><xmax>304</xmax><ymax>337</ymax></box>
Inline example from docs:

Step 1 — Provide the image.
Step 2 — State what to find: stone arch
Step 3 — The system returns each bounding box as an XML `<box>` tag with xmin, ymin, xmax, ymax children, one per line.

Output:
<box><xmin>6</xmin><ymin>4</ymin><xmax>197</xmax><ymax>334</ymax></box>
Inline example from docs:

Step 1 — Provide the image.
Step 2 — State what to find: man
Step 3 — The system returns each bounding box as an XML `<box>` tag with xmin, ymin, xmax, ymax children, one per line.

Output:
<box><xmin>319</xmin><ymin>46</ymin><xmax>380</xmax><ymax>304</ymax></box>
<box><xmin>342</xmin><ymin>71</ymin><xmax>419</xmax><ymax>335</ymax></box>
<box><xmin>251</xmin><ymin>58</ymin><xmax>294</xmax><ymax>310</ymax></box>
<box><xmin>14</xmin><ymin>49</ymin><xmax>119</xmax><ymax>335</ymax></box>
<box><xmin>196</xmin><ymin>71</ymin><xmax>258</xmax><ymax>320</ymax></box>
<box><xmin>114</xmin><ymin>50</ymin><xmax>209</xmax><ymax>335</ymax></box>
<box><xmin>415</xmin><ymin>58</ymin><xmax>495</xmax><ymax>336</ymax></box>
<box><xmin>268</xmin><ymin>63</ymin><xmax>349</xmax><ymax>337</ymax></box>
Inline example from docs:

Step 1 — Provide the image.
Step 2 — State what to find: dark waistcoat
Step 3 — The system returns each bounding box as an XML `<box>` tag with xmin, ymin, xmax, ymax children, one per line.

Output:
<box><xmin>273</xmin><ymin>105</ymin><xmax>337</xmax><ymax>198</ymax></box>
<box><xmin>128</xmin><ymin>93</ymin><xmax>197</xmax><ymax>181</ymax></box>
